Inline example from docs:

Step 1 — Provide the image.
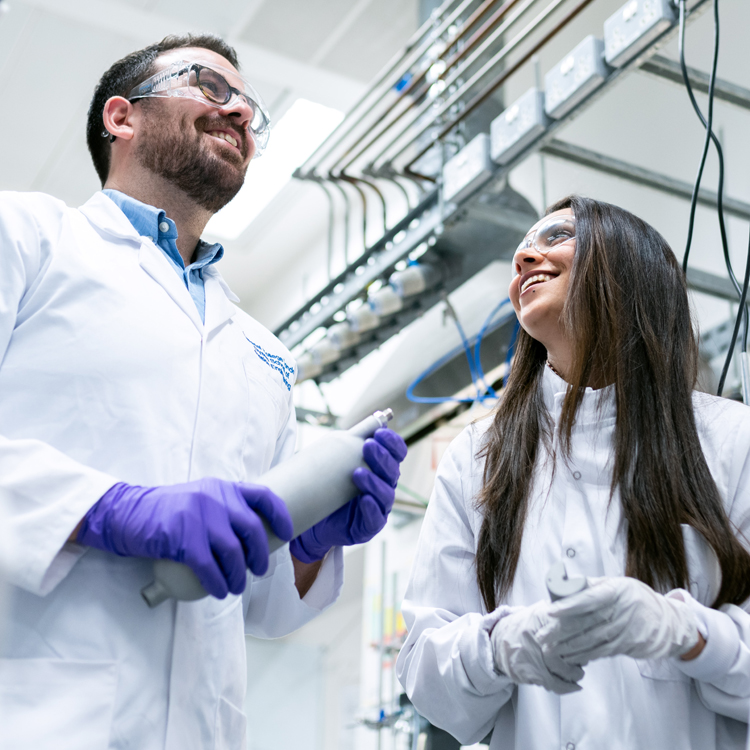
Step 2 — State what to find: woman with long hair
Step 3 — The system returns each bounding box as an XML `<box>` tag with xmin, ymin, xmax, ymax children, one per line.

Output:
<box><xmin>396</xmin><ymin>195</ymin><xmax>750</xmax><ymax>749</ymax></box>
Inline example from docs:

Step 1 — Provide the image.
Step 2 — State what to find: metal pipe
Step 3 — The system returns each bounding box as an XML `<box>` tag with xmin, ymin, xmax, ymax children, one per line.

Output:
<box><xmin>347</xmin><ymin>176</ymin><xmax>390</xmax><ymax>235</ymax></box>
<box><xmin>391</xmin><ymin>571</ymin><xmax>399</xmax><ymax>720</ymax></box>
<box><xmin>328</xmin><ymin>0</ymin><xmax>527</xmax><ymax>175</ymax></box>
<box><xmin>386</xmin><ymin>176</ymin><xmax>414</xmax><ymax>210</ymax></box>
<box><xmin>315</xmin><ymin>181</ymin><xmax>337</xmax><ymax>281</ymax></box>
<box><xmin>443</xmin><ymin>0</ymin><xmax>528</xmax><ymax>70</ymax></box>
<box><xmin>370</xmin><ymin>0</ymin><xmax>565</xmax><ymax>173</ymax></box>
<box><xmin>298</xmin><ymin>0</ymin><xmax>474</xmax><ymax>173</ymax></box>
<box><xmin>533</xmin><ymin>54</ymin><xmax>549</xmax><ymax>208</ymax></box>
<box><xmin>273</xmin><ymin>189</ymin><xmax>441</xmax><ymax>346</ymax></box>
<box><xmin>394</xmin><ymin>0</ymin><xmax>596</xmax><ymax>175</ymax></box>
<box><xmin>378</xmin><ymin>540</ymin><xmax>387</xmax><ymax>750</ymax></box>
<box><xmin>338</xmin><ymin>0</ymin><xmax>539</xmax><ymax>176</ymax></box>
<box><xmin>398</xmin><ymin>0</ymin><xmax>710</xmax><ymax>175</ymax></box>
<box><xmin>379</xmin><ymin>0</ymin><xmax>512</xmax><ymax>104</ymax></box>
<box><xmin>333</xmin><ymin>175</ymin><xmax>369</xmax><ymax>257</ymax></box>
<box><xmin>324</xmin><ymin>177</ymin><xmax>352</xmax><ymax>266</ymax></box>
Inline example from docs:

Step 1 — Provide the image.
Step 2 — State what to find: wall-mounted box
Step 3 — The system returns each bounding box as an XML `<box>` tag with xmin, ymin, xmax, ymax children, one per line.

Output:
<box><xmin>490</xmin><ymin>87</ymin><xmax>551</xmax><ymax>165</ymax></box>
<box><xmin>442</xmin><ymin>133</ymin><xmax>494</xmax><ymax>203</ymax></box>
<box><xmin>544</xmin><ymin>36</ymin><xmax>611</xmax><ymax>120</ymax></box>
<box><xmin>604</xmin><ymin>0</ymin><xmax>675</xmax><ymax>68</ymax></box>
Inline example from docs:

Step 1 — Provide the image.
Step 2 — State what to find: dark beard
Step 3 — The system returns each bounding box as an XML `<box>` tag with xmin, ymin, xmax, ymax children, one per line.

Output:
<box><xmin>135</xmin><ymin>104</ymin><xmax>247</xmax><ymax>213</ymax></box>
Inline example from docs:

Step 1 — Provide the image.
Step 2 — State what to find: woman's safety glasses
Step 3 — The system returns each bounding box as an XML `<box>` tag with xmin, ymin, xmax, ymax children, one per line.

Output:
<box><xmin>128</xmin><ymin>60</ymin><xmax>271</xmax><ymax>157</ymax></box>
<box><xmin>516</xmin><ymin>216</ymin><xmax>576</xmax><ymax>257</ymax></box>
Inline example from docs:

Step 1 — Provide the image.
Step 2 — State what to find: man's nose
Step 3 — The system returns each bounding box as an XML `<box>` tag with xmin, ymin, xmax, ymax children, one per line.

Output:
<box><xmin>217</xmin><ymin>99</ymin><xmax>255</xmax><ymax>153</ymax></box>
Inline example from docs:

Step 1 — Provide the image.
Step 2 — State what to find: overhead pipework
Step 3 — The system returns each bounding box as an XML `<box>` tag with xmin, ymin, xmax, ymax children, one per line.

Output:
<box><xmin>277</xmin><ymin>0</ymin><xmax>744</xmax><ymax>411</ymax></box>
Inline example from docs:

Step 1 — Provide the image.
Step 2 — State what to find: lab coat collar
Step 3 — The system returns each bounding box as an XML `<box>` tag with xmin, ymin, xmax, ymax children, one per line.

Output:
<box><xmin>137</xmin><ymin>245</ymin><xmax>241</xmax><ymax>335</ymax></box>
<box><xmin>541</xmin><ymin>364</ymin><xmax>616</xmax><ymax>423</ymax></box>
<box><xmin>80</xmin><ymin>192</ymin><xmax>240</xmax><ymax>335</ymax></box>
<box><xmin>203</xmin><ymin>267</ymin><xmax>240</xmax><ymax>332</ymax></box>
<box><xmin>79</xmin><ymin>191</ymin><xmax>145</xmax><ymax>246</ymax></box>
<box><xmin>136</xmin><ymin>241</ymin><xmax>205</xmax><ymax>331</ymax></box>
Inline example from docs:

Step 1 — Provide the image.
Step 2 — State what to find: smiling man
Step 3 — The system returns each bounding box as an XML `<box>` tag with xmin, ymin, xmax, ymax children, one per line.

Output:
<box><xmin>0</xmin><ymin>34</ymin><xmax>406</xmax><ymax>750</ymax></box>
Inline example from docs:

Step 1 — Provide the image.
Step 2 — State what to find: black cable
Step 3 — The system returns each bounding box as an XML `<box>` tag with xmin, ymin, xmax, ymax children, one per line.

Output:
<box><xmin>717</xmin><ymin>230</ymin><xmax>750</xmax><ymax>395</ymax></box>
<box><xmin>680</xmin><ymin>0</ymin><xmax>748</xmax><ymax>351</ymax></box>
<box><xmin>678</xmin><ymin>0</ymin><xmax>749</xmax><ymax>392</ymax></box>
<box><xmin>678</xmin><ymin>0</ymin><xmax>720</xmax><ymax>275</ymax></box>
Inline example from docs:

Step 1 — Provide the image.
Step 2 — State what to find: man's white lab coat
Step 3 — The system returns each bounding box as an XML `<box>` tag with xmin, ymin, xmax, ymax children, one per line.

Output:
<box><xmin>398</xmin><ymin>367</ymin><xmax>750</xmax><ymax>750</ymax></box>
<box><xmin>0</xmin><ymin>191</ymin><xmax>343</xmax><ymax>750</ymax></box>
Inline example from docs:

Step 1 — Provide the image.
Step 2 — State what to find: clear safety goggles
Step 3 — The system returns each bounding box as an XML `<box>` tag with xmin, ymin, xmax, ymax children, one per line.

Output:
<box><xmin>516</xmin><ymin>216</ymin><xmax>576</xmax><ymax>257</ymax></box>
<box><xmin>128</xmin><ymin>60</ymin><xmax>271</xmax><ymax>157</ymax></box>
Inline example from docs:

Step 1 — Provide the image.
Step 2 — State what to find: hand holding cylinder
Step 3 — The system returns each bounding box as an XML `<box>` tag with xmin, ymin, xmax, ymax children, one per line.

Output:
<box><xmin>78</xmin><ymin>479</ymin><xmax>293</xmax><ymax>601</ymax></box>
<box><xmin>289</xmin><ymin>427</ymin><xmax>408</xmax><ymax>563</ymax></box>
<box><xmin>139</xmin><ymin>409</ymin><xmax>402</xmax><ymax>606</ymax></box>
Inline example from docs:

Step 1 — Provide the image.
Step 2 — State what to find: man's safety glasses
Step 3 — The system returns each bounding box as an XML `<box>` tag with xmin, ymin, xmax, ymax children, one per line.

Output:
<box><xmin>516</xmin><ymin>216</ymin><xmax>576</xmax><ymax>257</ymax></box>
<box><xmin>128</xmin><ymin>60</ymin><xmax>271</xmax><ymax>157</ymax></box>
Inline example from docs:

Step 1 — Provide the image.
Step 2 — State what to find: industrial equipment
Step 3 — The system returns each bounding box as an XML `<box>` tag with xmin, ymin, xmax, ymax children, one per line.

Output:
<box><xmin>276</xmin><ymin>0</ymin><xmax>748</xmax><ymax>433</ymax></box>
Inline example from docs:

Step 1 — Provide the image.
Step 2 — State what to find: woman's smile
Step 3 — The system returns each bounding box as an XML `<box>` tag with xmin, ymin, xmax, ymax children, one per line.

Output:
<box><xmin>519</xmin><ymin>272</ymin><xmax>558</xmax><ymax>295</ymax></box>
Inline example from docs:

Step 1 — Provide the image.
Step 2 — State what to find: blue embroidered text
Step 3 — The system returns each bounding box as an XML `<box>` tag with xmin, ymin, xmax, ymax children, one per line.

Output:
<box><xmin>247</xmin><ymin>338</ymin><xmax>294</xmax><ymax>391</ymax></box>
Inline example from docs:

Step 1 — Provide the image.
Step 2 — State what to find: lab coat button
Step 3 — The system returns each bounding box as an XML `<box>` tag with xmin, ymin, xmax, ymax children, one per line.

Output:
<box><xmin>573</xmin><ymin>471</ymin><xmax>581</xmax><ymax>480</ymax></box>
<box><xmin>566</xmin><ymin>744</ymin><xmax>576</xmax><ymax>750</ymax></box>
<box><xmin>159</xmin><ymin>221</ymin><xmax>169</xmax><ymax>233</ymax></box>
<box><xmin>566</xmin><ymin>548</ymin><xmax>576</xmax><ymax>558</ymax></box>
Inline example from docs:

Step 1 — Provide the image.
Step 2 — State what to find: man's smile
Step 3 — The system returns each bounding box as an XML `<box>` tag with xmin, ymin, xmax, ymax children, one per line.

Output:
<box><xmin>205</xmin><ymin>129</ymin><xmax>242</xmax><ymax>154</ymax></box>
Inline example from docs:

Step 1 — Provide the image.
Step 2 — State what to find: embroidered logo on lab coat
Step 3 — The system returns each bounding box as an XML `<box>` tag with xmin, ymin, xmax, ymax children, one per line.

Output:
<box><xmin>246</xmin><ymin>337</ymin><xmax>294</xmax><ymax>391</ymax></box>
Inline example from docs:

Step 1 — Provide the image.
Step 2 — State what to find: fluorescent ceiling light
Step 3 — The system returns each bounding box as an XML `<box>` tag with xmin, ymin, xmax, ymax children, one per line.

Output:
<box><xmin>206</xmin><ymin>98</ymin><xmax>344</xmax><ymax>240</ymax></box>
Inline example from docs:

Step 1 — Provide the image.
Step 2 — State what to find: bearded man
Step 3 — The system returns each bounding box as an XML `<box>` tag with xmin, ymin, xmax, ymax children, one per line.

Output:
<box><xmin>0</xmin><ymin>34</ymin><xmax>406</xmax><ymax>750</ymax></box>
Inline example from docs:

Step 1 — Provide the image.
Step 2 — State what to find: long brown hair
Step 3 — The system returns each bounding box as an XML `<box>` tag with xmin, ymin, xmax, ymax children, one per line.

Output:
<box><xmin>475</xmin><ymin>195</ymin><xmax>750</xmax><ymax>611</ymax></box>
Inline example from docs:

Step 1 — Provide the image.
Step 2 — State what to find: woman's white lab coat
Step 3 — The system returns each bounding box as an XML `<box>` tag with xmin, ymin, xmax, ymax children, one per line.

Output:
<box><xmin>397</xmin><ymin>366</ymin><xmax>750</xmax><ymax>750</ymax></box>
<box><xmin>0</xmin><ymin>191</ymin><xmax>343</xmax><ymax>750</ymax></box>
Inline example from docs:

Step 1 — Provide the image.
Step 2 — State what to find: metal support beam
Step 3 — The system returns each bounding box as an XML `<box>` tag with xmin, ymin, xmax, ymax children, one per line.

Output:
<box><xmin>640</xmin><ymin>54</ymin><xmax>750</xmax><ymax>113</ymax></box>
<box><xmin>540</xmin><ymin>139</ymin><xmax>750</xmax><ymax>221</ymax></box>
<box><xmin>686</xmin><ymin>267</ymin><xmax>742</xmax><ymax>301</ymax></box>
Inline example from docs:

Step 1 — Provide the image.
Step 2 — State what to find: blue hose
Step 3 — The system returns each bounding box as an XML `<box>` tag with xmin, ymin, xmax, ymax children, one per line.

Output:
<box><xmin>406</xmin><ymin>298</ymin><xmax>517</xmax><ymax>405</ymax></box>
<box><xmin>472</xmin><ymin>298</ymin><xmax>514</xmax><ymax>400</ymax></box>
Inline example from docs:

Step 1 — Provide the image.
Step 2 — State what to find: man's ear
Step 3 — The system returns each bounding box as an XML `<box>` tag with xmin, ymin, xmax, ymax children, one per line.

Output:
<box><xmin>102</xmin><ymin>96</ymin><xmax>137</xmax><ymax>142</ymax></box>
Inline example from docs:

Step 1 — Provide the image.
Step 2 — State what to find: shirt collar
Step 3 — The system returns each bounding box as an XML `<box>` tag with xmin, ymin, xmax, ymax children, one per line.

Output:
<box><xmin>102</xmin><ymin>189</ymin><xmax>224</xmax><ymax>268</ymax></box>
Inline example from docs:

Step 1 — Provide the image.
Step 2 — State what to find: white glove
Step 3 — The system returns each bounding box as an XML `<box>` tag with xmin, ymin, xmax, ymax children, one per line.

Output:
<box><xmin>539</xmin><ymin>577</ymin><xmax>700</xmax><ymax>665</ymax></box>
<box><xmin>491</xmin><ymin>600</ymin><xmax>588</xmax><ymax>694</ymax></box>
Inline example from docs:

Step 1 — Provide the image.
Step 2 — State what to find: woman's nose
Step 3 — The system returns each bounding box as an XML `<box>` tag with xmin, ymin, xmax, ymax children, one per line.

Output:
<box><xmin>513</xmin><ymin>247</ymin><xmax>543</xmax><ymax>274</ymax></box>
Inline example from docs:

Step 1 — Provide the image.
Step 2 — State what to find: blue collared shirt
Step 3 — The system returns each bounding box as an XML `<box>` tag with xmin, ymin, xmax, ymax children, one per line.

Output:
<box><xmin>103</xmin><ymin>189</ymin><xmax>224</xmax><ymax>323</ymax></box>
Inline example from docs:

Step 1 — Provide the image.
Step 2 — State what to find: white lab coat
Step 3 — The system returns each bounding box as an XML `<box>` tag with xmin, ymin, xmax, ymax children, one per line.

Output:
<box><xmin>397</xmin><ymin>366</ymin><xmax>750</xmax><ymax>750</ymax></box>
<box><xmin>0</xmin><ymin>191</ymin><xmax>343</xmax><ymax>750</ymax></box>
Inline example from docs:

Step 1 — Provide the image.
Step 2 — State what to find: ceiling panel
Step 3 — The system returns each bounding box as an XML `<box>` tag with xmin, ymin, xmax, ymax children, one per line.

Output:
<box><xmin>152</xmin><ymin>0</ymin><xmax>256</xmax><ymax>38</ymax></box>
<box><xmin>317</xmin><ymin>0</ymin><xmax>417</xmax><ymax>82</ymax></box>
<box><xmin>0</xmin><ymin>2</ymin><xmax>36</xmax><ymax>75</ymax></box>
<box><xmin>112</xmin><ymin>0</ymin><xmax>156</xmax><ymax>9</ymax></box>
<box><xmin>239</xmin><ymin>0</ymin><xmax>364</xmax><ymax>66</ymax></box>
<box><xmin>0</xmin><ymin>9</ymin><xmax>135</xmax><ymax>192</ymax></box>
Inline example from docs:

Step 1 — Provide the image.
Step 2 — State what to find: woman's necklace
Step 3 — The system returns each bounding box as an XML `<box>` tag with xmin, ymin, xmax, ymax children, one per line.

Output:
<box><xmin>546</xmin><ymin>360</ymin><xmax>563</xmax><ymax>378</ymax></box>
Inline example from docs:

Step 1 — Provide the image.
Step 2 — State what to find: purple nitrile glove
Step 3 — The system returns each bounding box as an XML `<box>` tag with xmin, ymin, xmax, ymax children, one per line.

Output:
<box><xmin>290</xmin><ymin>428</ymin><xmax>408</xmax><ymax>563</ymax></box>
<box><xmin>77</xmin><ymin>478</ymin><xmax>293</xmax><ymax>599</ymax></box>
